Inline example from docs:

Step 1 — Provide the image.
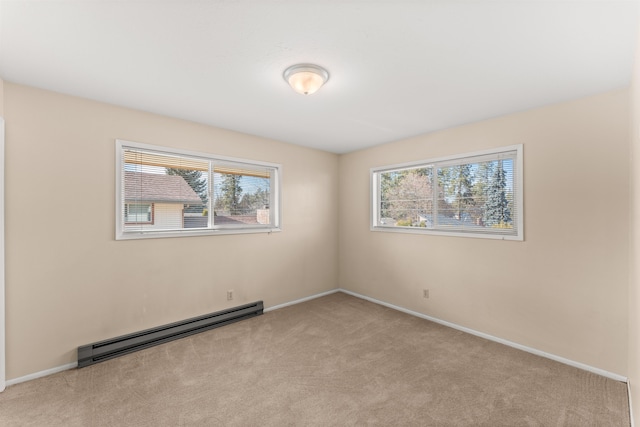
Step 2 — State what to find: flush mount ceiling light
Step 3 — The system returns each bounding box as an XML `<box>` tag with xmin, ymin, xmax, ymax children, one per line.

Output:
<box><xmin>283</xmin><ymin>64</ymin><xmax>329</xmax><ymax>95</ymax></box>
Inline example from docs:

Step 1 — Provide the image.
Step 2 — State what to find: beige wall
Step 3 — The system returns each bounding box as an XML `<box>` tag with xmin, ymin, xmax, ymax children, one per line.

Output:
<box><xmin>1</xmin><ymin>76</ymin><xmax>4</xmax><ymax>390</ymax></box>
<box><xmin>3</xmin><ymin>83</ymin><xmax>339</xmax><ymax>379</ymax></box>
<box><xmin>629</xmin><ymin>14</ymin><xmax>640</xmax><ymax>425</ymax></box>
<box><xmin>339</xmin><ymin>90</ymin><xmax>630</xmax><ymax>376</ymax></box>
<box><xmin>0</xmin><ymin>77</ymin><xmax>4</xmax><ymax>116</ymax></box>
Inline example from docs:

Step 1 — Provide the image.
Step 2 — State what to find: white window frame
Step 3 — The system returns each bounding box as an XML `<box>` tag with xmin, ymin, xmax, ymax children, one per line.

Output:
<box><xmin>116</xmin><ymin>139</ymin><xmax>282</xmax><ymax>240</ymax></box>
<box><xmin>371</xmin><ymin>144</ymin><xmax>523</xmax><ymax>241</ymax></box>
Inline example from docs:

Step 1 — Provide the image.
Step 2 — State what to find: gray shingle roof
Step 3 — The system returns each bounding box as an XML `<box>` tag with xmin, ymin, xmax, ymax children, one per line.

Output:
<box><xmin>125</xmin><ymin>171</ymin><xmax>202</xmax><ymax>204</ymax></box>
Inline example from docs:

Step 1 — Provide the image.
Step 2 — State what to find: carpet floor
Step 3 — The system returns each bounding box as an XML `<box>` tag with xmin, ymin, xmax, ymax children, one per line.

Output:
<box><xmin>0</xmin><ymin>292</ymin><xmax>630</xmax><ymax>426</ymax></box>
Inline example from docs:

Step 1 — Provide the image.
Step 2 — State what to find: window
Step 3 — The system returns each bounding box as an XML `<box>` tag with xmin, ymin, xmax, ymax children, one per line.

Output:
<box><xmin>116</xmin><ymin>139</ymin><xmax>281</xmax><ymax>240</ymax></box>
<box><xmin>125</xmin><ymin>203</ymin><xmax>153</xmax><ymax>224</ymax></box>
<box><xmin>371</xmin><ymin>145</ymin><xmax>523</xmax><ymax>240</ymax></box>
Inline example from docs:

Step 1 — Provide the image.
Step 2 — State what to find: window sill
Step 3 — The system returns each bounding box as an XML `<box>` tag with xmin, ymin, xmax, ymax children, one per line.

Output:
<box><xmin>370</xmin><ymin>225</ymin><xmax>523</xmax><ymax>241</ymax></box>
<box><xmin>116</xmin><ymin>227</ymin><xmax>282</xmax><ymax>241</ymax></box>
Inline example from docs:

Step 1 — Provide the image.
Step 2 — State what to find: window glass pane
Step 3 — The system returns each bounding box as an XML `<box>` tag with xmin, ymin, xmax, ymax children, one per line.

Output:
<box><xmin>123</xmin><ymin>149</ymin><xmax>208</xmax><ymax>231</ymax></box>
<box><xmin>379</xmin><ymin>167</ymin><xmax>433</xmax><ymax>227</ymax></box>
<box><xmin>213</xmin><ymin>166</ymin><xmax>272</xmax><ymax>227</ymax></box>
<box><xmin>436</xmin><ymin>159</ymin><xmax>514</xmax><ymax>232</ymax></box>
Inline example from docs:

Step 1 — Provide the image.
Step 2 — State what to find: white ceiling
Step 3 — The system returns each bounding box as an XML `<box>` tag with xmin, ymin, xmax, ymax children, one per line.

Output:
<box><xmin>0</xmin><ymin>1</ymin><xmax>638</xmax><ymax>154</ymax></box>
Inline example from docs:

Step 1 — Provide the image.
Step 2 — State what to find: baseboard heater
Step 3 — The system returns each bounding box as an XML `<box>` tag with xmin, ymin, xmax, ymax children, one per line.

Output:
<box><xmin>77</xmin><ymin>301</ymin><xmax>263</xmax><ymax>368</ymax></box>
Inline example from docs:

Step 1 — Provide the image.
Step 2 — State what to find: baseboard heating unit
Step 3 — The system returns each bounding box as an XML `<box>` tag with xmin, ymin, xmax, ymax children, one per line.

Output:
<box><xmin>77</xmin><ymin>301</ymin><xmax>264</xmax><ymax>368</ymax></box>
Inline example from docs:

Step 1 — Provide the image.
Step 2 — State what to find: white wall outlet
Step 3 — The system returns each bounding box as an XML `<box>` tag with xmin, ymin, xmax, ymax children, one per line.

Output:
<box><xmin>227</xmin><ymin>290</ymin><xmax>234</xmax><ymax>301</ymax></box>
<box><xmin>423</xmin><ymin>289</ymin><xmax>429</xmax><ymax>299</ymax></box>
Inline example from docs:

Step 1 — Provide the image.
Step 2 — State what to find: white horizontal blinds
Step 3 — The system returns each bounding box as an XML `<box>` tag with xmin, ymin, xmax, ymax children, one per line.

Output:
<box><xmin>376</xmin><ymin>149</ymin><xmax>518</xmax><ymax>235</ymax></box>
<box><xmin>123</xmin><ymin>150</ymin><xmax>209</xmax><ymax>171</ymax></box>
<box><xmin>212</xmin><ymin>162</ymin><xmax>273</xmax><ymax>227</ymax></box>
<box><xmin>122</xmin><ymin>148</ymin><xmax>209</xmax><ymax>232</ymax></box>
<box><xmin>436</xmin><ymin>152</ymin><xmax>517</xmax><ymax>234</ymax></box>
<box><xmin>378</xmin><ymin>167</ymin><xmax>434</xmax><ymax>227</ymax></box>
<box><xmin>213</xmin><ymin>165</ymin><xmax>271</xmax><ymax>179</ymax></box>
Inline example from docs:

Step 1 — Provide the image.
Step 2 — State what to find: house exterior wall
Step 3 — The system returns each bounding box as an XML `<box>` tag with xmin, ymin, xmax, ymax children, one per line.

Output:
<box><xmin>124</xmin><ymin>202</ymin><xmax>184</xmax><ymax>231</ymax></box>
<box><xmin>339</xmin><ymin>90</ymin><xmax>630</xmax><ymax>376</ymax></box>
<box><xmin>256</xmin><ymin>209</ymin><xmax>269</xmax><ymax>225</ymax></box>
<box><xmin>3</xmin><ymin>82</ymin><xmax>339</xmax><ymax>379</ymax></box>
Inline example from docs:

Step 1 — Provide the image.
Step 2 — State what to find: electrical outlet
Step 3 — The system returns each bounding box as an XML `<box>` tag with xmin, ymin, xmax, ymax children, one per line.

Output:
<box><xmin>227</xmin><ymin>290</ymin><xmax>234</xmax><ymax>301</ymax></box>
<box><xmin>423</xmin><ymin>289</ymin><xmax>429</xmax><ymax>299</ymax></box>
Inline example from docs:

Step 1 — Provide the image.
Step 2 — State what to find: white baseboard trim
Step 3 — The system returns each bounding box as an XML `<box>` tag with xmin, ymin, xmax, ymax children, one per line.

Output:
<box><xmin>340</xmin><ymin>289</ymin><xmax>628</xmax><ymax>383</ymax></box>
<box><xmin>264</xmin><ymin>288</ymin><xmax>340</xmax><ymax>313</ymax></box>
<box><xmin>5</xmin><ymin>287</ymin><xmax>626</xmax><ymax>390</ymax></box>
<box><xmin>6</xmin><ymin>362</ymin><xmax>77</xmax><ymax>387</ymax></box>
<box><xmin>5</xmin><ymin>290</ymin><xmax>342</xmax><ymax>388</ymax></box>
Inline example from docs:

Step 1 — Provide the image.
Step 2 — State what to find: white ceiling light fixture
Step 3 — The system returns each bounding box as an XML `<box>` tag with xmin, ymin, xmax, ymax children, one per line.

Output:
<box><xmin>283</xmin><ymin>64</ymin><xmax>329</xmax><ymax>95</ymax></box>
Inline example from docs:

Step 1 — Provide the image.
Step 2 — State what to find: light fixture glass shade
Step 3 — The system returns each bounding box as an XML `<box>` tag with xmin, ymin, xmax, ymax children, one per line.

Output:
<box><xmin>283</xmin><ymin>64</ymin><xmax>329</xmax><ymax>95</ymax></box>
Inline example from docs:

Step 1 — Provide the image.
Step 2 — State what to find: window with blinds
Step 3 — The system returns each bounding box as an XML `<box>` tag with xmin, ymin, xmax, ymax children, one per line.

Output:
<box><xmin>371</xmin><ymin>145</ymin><xmax>523</xmax><ymax>240</ymax></box>
<box><xmin>116</xmin><ymin>139</ymin><xmax>281</xmax><ymax>240</ymax></box>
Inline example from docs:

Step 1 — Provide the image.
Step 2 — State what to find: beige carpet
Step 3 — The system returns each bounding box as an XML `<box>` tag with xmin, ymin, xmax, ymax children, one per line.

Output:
<box><xmin>0</xmin><ymin>292</ymin><xmax>630</xmax><ymax>426</ymax></box>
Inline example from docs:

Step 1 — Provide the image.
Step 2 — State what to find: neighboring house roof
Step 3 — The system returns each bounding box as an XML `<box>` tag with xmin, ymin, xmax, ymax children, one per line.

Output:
<box><xmin>125</xmin><ymin>171</ymin><xmax>202</xmax><ymax>204</ymax></box>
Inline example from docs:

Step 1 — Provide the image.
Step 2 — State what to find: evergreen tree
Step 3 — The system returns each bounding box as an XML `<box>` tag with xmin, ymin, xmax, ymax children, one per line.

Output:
<box><xmin>166</xmin><ymin>168</ymin><xmax>208</xmax><ymax>205</ymax></box>
<box><xmin>483</xmin><ymin>160</ymin><xmax>511</xmax><ymax>227</ymax></box>
<box><xmin>252</xmin><ymin>187</ymin><xmax>270</xmax><ymax>209</ymax></box>
<box><xmin>219</xmin><ymin>174</ymin><xmax>243</xmax><ymax>215</ymax></box>
<box><xmin>471</xmin><ymin>161</ymin><xmax>495</xmax><ymax>225</ymax></box>
<box><xmin>239</xmin><ymin>188</ymin><xmax>270</xmax><ymax>214</ymax></box>
<box><xmin>442</xmin><ymin>164</ymin><xmax>474</xmax><ymax>221</ymax></box>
